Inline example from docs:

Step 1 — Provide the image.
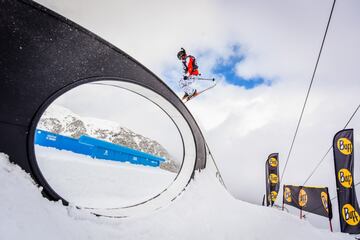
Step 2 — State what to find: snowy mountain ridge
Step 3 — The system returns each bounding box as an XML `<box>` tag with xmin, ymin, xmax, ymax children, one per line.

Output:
<box><xmin>36</xmin><ymin>105</ymin><xmax>179</xmax><ymax>172</ymax></box>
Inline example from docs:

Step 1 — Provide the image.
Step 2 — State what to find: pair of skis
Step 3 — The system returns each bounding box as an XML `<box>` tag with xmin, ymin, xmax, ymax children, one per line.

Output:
<box><xmin>182</xmin><ymin>77</ymin><xmax>217</xmax><ymax>103</ymax></box>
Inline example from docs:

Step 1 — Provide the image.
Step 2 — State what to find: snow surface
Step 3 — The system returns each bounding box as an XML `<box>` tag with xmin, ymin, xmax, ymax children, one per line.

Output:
<box><xmin>35</xmin><ymin>145</ymin><xmax>176</xmax><ymax>208</ymax></box>
<box><xmin>0</xmin><ymin>153</ymin><xmax>354</xmax><ymax>240</ymax></box>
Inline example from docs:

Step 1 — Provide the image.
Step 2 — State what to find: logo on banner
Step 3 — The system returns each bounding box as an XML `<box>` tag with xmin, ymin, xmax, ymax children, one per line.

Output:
<box><xmin>269</xmin><ymin>174</ymin><xmax>279</xmax><ymax>184</ymax></box>
<box><xmin>337</xmin><ymin>138</ymin><xmax>353</xmax><ymax>155</ymax></box>
<box><xmin>342</xmin><ymin>204</ymin><xmax>360</xmax><ymax>226</ymax></box>
<box><xmin>284</xmin><ymin>187</ymin><xmax>291</xmax><ymax>203</ymax></box>
<box><xmin>321</xmin><ymin>191</ymin><xmax>329</xmax><ymax>213</ymax></box>
<box><xmin>271</xmin><ymin>191</ymin><xmax>278</xmax><ymax>202</ymax></box>
<box><xmin>338</xmin><ymin>168</ymin><xmax>353</xmax><ymax>188</ymax></box>
<box><xmin>299</xmin><ymin>189</ymin><xmax>308</xmax><ymax>207</ymax></box>
<box><xmin>269</xmin><ymin>157</ymin><xmax>278</xmax><ymax>167</ymax></box>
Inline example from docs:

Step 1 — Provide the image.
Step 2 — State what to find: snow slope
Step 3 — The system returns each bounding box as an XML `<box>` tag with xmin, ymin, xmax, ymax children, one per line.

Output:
<box><xmin>35</xmin><ymin>146</ymin><xmax>176</xmax><ymax>208</ymax></box>
<box><xmin>0</xmin><ymin>153</ymin><xmax>353</xmax><ymax>240</ymax></box>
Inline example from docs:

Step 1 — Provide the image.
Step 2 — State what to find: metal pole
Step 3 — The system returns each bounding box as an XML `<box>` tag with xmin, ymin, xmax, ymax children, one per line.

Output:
<box><xmin>262</xmin><ymin>194</ymin><xmax>265</xmax><ymax>206</ymax></box>
<box><xmin>329</xmin><ymin>219</ymin><xmax>333</xmax><ymax>232</ymax></box>
<box><xmin>282</xmin><ymin>185</ymin><xmax>285</xmax><ymax>211</ymax></box>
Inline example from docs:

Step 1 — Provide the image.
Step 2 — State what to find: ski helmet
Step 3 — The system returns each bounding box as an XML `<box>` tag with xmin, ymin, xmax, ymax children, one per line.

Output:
<box><xmin>177</xmin><ymin>48</ymin><xmax>186</xmax><ymax>60</ymax></box>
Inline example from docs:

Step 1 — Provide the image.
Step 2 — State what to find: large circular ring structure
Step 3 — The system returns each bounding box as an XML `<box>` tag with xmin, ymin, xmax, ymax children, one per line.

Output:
<box><xmin>29</xmin><ymin>78</ymin><xmax>198</xmax><ymax>216</ymax></box>
<box><xmin>0</xmin><ymin>0</ymin><xmax>207</xmax><ymax>217</ymax></box>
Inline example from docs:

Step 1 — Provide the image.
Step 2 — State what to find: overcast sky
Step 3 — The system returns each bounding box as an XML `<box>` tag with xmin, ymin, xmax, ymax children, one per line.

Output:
<box><xmin>36</xmin><ymin>0</ymin><xmax>360</xmax><ymax>230</ymax></box>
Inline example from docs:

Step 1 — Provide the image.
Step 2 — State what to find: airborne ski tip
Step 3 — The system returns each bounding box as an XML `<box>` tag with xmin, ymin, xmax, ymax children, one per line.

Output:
<box><xmin>183</xmin><ymin>81</ymin><xmax>217</xmax><ymax>103</ymax></box>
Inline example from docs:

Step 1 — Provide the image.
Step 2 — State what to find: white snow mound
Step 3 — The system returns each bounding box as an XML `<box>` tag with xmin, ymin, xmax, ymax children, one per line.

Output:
<box><xmin>0</xmin><ymin>153</ymin><xmax>352</xmax><ymax>240</ymax></box>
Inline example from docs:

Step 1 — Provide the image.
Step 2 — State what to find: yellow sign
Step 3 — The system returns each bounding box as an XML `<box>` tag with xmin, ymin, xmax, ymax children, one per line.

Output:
<box><xmin>338</xmin><ymin>168</ymin><xmax>353</xmax><ymax>188</ymax></box>
<box><xmin>284</xmin><ymin>187</ymin><xmax>291</xmax><ymax>203</ymax></box>
<box><xmin>321</xmin><ymin>191</ymin><xmax>329</xmax><ymax>212</ymax></box>
<box><xmin>270</xmin><ymin>191</ymin><xmax>278</xmax><ymax>202</ymax></box>
<box><xmin>342</xmin><ymin>204</ymin><xmax>360</xmax><ymax>226</ymax></box>
<box><xmin>269</xmin><ymin>157</ymin><xmax>278</xmax><ymax>167</ymax></box>
<box><xmin>269</xmin><ymin>174</ymin><xmax>278</xmax><ymax>184</ymax></box>
<box><xmin>337</xmin><ymin>138</ymin><xmax>353</xmax><ymax>155</ymax></box>
<box><xmin>299</xmin><ymin>189</ymin><xmax>308</xmax><ymax>207</ymax></box>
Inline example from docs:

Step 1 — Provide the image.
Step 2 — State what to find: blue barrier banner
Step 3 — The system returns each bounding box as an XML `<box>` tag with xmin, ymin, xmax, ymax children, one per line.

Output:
<box><xmin>35</xmin><ymin>129</ymin><xmax>165</xmax><ymax>167</ymax></box>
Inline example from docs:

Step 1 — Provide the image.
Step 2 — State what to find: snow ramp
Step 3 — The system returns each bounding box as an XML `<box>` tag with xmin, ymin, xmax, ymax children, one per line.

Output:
<box><xmin>0</xmin><ymin>0</ymin><xmax>224</xmax><ymax>217</ymax></box>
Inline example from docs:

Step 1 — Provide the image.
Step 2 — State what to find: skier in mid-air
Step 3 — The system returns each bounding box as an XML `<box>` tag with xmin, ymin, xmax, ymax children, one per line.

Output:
<box><xmin>177</xmin><ymin>48</ymin><xmax>200</xmax><ymax>100</ymax></box>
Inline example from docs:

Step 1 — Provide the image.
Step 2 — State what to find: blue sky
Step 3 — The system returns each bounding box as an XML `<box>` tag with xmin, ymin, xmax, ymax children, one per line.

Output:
<box><xmin>162</xmin><ymin>45</ymin><xmax>271</xmax><ymax>91</ymax></box>
<box><xmin>212</xmin><ymin>46</ymin><xmax>269</xmax><ymax>89</ymax></box>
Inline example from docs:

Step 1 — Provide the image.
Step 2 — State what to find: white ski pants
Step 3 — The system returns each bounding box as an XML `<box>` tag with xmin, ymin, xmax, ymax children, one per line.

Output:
<box><xmin>179</xmin><ymin>77</ymin><xmax>195</xmax><ymax>95</ymax></box>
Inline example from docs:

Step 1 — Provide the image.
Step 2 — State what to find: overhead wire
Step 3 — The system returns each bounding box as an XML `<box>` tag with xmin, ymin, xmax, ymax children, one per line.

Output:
<box><xmin>294</xmin><ymin>103</ymin><xmax>360</xmax><ymax>217</ymax></box>
<box><xmin>302</xmin><ymin>103</ymin><xmax>360</xmax><ymax>186</ymax></box>
<box><xmin>302</xmin><ymin>122</ymin><xmax>360</xmax><ymax>218</ymax></box>
<box><xmin>280</xmin><ymin>0</ymin><xmax>337</xmax><ymax>183</ymax></box>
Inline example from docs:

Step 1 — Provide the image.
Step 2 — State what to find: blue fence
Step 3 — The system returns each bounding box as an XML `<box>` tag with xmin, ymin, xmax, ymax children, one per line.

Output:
<box><xmin>34</xmin><ymin>129</ymin><xmax>165</xmax><ymax>167</ymax></box>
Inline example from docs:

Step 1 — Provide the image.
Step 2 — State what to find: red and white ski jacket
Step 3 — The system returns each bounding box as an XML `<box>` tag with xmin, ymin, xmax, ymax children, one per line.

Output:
<box><xmin>182</xmin><ymin>55</ymin><xmax>199</xmax><ymax>77</ymax></box>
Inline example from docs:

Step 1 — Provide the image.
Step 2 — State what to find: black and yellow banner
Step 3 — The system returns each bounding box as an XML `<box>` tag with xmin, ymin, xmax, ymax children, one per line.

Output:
<box><xmin>265</xmin><ymin>153</ymin><xmax>279</xmax><ymax>206</ymax></box>
<box><xmin>283</xmin><ymin>185</ymin><xmax>332</xmax><ymax>219</ymax></box>
<box><xmin>333</xmin><ymin>129</ymin><xmax>360</xmax><ymax>233</ymax></box>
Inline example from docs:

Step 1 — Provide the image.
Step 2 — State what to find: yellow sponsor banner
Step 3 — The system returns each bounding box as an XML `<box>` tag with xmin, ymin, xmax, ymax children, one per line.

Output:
<box><xmin>342</xmin><ymin>204</ymin><xmax>360</xmax><ymax>226</ymax></box>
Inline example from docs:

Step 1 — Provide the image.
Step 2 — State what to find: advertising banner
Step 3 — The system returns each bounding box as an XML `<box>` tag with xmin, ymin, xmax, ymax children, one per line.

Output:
<box><xmin>333</xmin><ymin>129</ymin><xmax>360</xmax><ymax>233</ymax></box>
<box><xmin>266</xmin><ymin>153</ymin><xmax>279</xmax><ymax>206</ymax></box>
<box><xmin>283</xmin><ymin>185</ymin><xmax>332</xmax><ymax>219</ymax></box>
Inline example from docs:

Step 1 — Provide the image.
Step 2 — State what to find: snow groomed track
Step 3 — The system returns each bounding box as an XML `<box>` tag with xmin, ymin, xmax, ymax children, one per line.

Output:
<box><xmin>0</xmin><ymin>0</ymin><xmax>223</xmax><ymax>217</ymax></box>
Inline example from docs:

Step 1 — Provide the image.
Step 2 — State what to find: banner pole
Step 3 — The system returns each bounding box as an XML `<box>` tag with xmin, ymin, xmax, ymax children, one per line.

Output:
<box><xmin>329</xmin><ymin>218</ymin><xmax>333</xmax><ymax>232</ymax></box>
<box><xmin>300</xmin><ymin>208</ymin><xmax>302</xmax><ymax>219</ymax></box>
<box><xmin>282</xmin><ymin>185</ymin><xmax>284</xmax><ymax>211</ymax></box>
<box><xmin>262</xmin><ymin>194</ymin><xmax>265</xmax><ymax>206</ymax></box>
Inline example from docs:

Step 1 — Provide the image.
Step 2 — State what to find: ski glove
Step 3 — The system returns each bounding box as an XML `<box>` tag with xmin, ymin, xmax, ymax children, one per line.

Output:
<box><xmin>183</xmin><ymin>76</ymin><xmax>188</xmax><ymax>80</ymax></box>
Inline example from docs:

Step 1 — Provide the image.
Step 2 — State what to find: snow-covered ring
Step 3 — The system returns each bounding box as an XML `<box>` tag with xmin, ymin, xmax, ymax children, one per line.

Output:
<box><xmin>30</xmin><ymin>80</ymin><xmax>199</xmax><ymax>218</ymax></box>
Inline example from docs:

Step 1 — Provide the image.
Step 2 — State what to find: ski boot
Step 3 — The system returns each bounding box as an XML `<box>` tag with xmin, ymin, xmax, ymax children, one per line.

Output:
<box><xmin>186</xmin><ymin>90</ymin><xmax>197</xmax><ymax>101</ymax></box>
<box><xmin>182</xmin><ymin>93</ymin><xmax>189</xmax><ymax>100</ymax></box>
